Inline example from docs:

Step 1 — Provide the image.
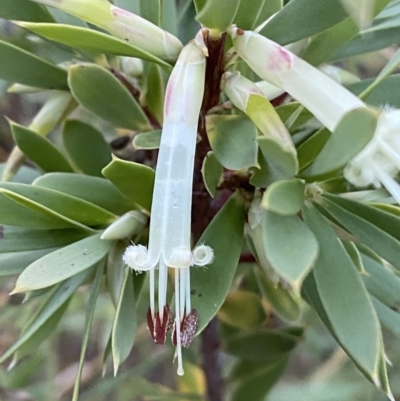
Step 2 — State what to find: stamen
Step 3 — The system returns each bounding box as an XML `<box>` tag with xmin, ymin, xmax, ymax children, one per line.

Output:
<box><xmin>174</xmin><ymin>269</ymin><xmax>184</xmax><ymax>375</ymax></box>
<box><xmin>158</xmin><ymin>258</ymin><xmax>168</xmax><ymax>322</ymax></box>
<box><xmin>149</xmin><ymin>268</ymin><xmax>155</xmax><ymax>318</ymax></box>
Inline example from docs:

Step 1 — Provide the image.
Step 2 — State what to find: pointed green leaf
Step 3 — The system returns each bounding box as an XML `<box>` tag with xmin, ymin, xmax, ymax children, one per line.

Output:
<box><xmin>13</xmin><ymin>302</ymin><xmax>69</xmax><ymax>363</ymax></box>
<box><xmin>206</xmin><ymin>115</ymin><xmax>258</xmax><ymax>170</ymax></box>
<box><xmin>0</xmin><ymin>248</ymin><xmax>58</xmax><ymax>276</ymax></box>
<box><xmin>262</xmin><ymin>211</ymin><xmax>318</xmax><ymax>289</ymax></box>
<box><xmin>106</xmin><ymin>241</ymin><xmax>128</xmax><ymax>307</ymax></box>
<box><xmin>63</xmin><ymin>120</ymin><xmax>112</xmax><ymax>177</ymax></box>
<box><xmin>17</xmin><ymin>22</ymin><xmax>171</xmax><ymax>68</ymax></box>
<box><xmin>260</xmin><ymin>0</ymin><xmax>348</xmax><ymax>45</ymax></box>
<box><xmin>255</xmin><ymin>269</ymin><xmax>301</xmax><ymax>323</ymax></box>
<box><xmin>373</xmin><ymin>297</ymin><xmax>400</xmax><ymax>338</ymax></box>
<box><xmin>0</xmin><ymin>0</ymin><xmax>54</xmax><ymax>22</ymax></box>
<box><xmin>201</xmin><ymin>151</ymin><xmax>223</xmax><ymax>198</ymax></box>
<box><xmin>0</xmin><ymin>40</ymin><xmax>68</xmax><ymax>89</ymax></box>
<box><xmin>72</xmin><ymin>262</ymin><xmax>104</xmax><ymax>401</ymax></box>
<box><xmin>34</xmin><ymin>173</ymin><xmax>133</xmax><ymax>215</ymax></box>
<box><xmin>320</xmin><ymin>195</ymin><xmax>400</xmax><ymax>269</ymax></box>
<box><xmin>196</xmin><ymin>0</ymin><xmax>241</xmax><ymax>32</ymax></box>
<box><xmin>192</xmin><ymin>192</ymin><xmax>245</xmax><ymax>334</ymax></box>
<box><xmin>13</xmin><ymin>234</ymin><xmax>113</xmax><ymax>293</ymax></box>
<box><xmin>112</xmin><ymin>268</ymin><xmax>136</xmax><ymax>375</ymax></box>
<box><xmin>234</xmin><ymin>0</ymin><xmax>271</xmax><ymax>30</ymax></box>
<box><xmin>302</xmin><ymin>202</ymin><xmax>381</xmax><ymax>380</ymax></box>
<box><xmin>102</xmin><ymin>156</ymin><xmax>155</xmax><ymax>211</ymax></box>
<box><xmin>68</xmin><ymin>64</ymin><xmax>151</xmax><ymax>131</ymax></box>
<box><xmin>133</xmin><ymin>130</ymin><xmax>162</xmax><ymax>150</ymax></box>
<box><xmin>0</xmin><ymin>183</ymin><xmax>116</xmax><ymax>226</ymax></box>
<box><xmin>297</xmin><ymin>128</ymin><xmax>330</xmax><ymax>171</ymax></box>
<box><xmin>0</xmin><ymin>269</ymin><xmax>90</xmax><ymax>362</ymax></box>
<box><xmin>258</xmin><ymin>137</ymin><xmax>298</xmax><ymax>184</ymax></box>
<box><xmin>0</xmin><ymin>188</ymin><xmax>92</xmax><ymax>230</ymax></box>
<box><xmin>304</xmin><ymin>107</ymin><xmax>378</xmax><ymax>178</ymax></box>
<box><xmin>231</xmin><ymin>357</ymin><xmax>289</xmax><ymax>401</ymax></box>
<box><xmin>143</xmin><ymin>64</ymin><xmax>165</xmax><ymax>124</ymax></box>
<box><xmin>361</xmin><ymin>254</ymin><xmax>400</xmax><ymax>310</ymax></box>
<box><xmin>225</xmin><ymin>329</ymin><xmax>303</xmax><ymax>361</ymax></box>
<box><xmin>261</xmin><ymin>179</ymin><xmax>305</xmax><ymax>215</ymax></box>
<box><xmin>12</xmin><ymin>123</ymin><xmax>74</xmax><ymax>173</ymax></box>
<box><xmin>0</xmin><ymin>226</ymin><xmax>88</xmax><ymax>252</ymax></box>
<box><xmin>139</xmin><ymin>0</ymin><xmax>161</xmax><ymax>25</ymax></box>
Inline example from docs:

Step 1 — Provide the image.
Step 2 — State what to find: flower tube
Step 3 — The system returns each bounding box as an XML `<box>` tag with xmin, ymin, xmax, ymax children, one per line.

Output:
<box><xmin>123</xmin><ymin>41</ymin><xmax>213</xmax><ymax>375</ymax></box>
<box><xmin>228</xmin><ymin>26</ymin><xmax>400</xmax><ymax>203</ymax></box>
<box><xmin>27</xmin><ymin>0</ymin><xmax>182</xmax><ymax>62</ymax></box>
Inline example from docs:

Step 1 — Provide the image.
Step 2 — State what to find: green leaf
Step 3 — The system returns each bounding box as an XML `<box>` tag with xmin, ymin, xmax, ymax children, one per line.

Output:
<box><xmin>11</xmin><ymin>122</ymin><xmax>74</xmax><ymax>173</ymax></box>
<box><xmin>0</xmin><ymin>248</ymin><xmax>58</xmax><ymax>276</ymax></box>
<box><xmin>112</xmin><ymin>268</ymin><xmax>136</xmax><ymax>375</ymax></box>
<box><xmin>262</xmin><ymin>211</ymin><xmax>319</xmax><ymax>289</ymax></box>
<box><xmin>133</xmin><ymin>130</ymin><xmax>162</xmax><ymax>150</ymax></box>
<box><xmin>225</xmin><ymin>329</ymin><xmax>302</xmax><ymax>361</ymax></box>
<box><xmin>68</xmin><ymin>64</ymin><xmax>150</xmax><ymax>131</ymax></box>
<box><xmin>302</xmin><ymin>202</ymin><xmax>381</xmax><ymax>380</ymax></box>
<box><xmin>302</xmin><ymin>108</ymin><xmax>377</xmax><ymax>177</ymax></box>
<box><xmin>0</xmin><ymin>188</ymin><xmax>92</xmax><ymax>230</ymax></box>
<box><xmin>218</xmin><ymin>290</ymin><xmax>266</xmax><ymax>329</ymax></box>
<box><xmin>347</xmin><ymin>74</ymin><xmax>400</xmax><ymax>109</ymax></box>
<box><xmin>255</xmin><ymin>269</ymin><xmax>301</xmax><ymax>323</ymax></box>
<box><xmin>0</xmin><ymin>226</ymin><xmax>88</xmax><ymax>253</ymax></box>
<box><xmin>12</xmin><ymin>234</ymin><xmax>113</xmax><ymax>293</ymax></box>
<box><xmin>201</xmin><ymin>151</ymin><xmax>223</xmax><ymax>198</ymax></box>
<box><xmin>231</xmin><ymin>357</ymin><xmax>290</xmax><ymax>401</ymax></box>
<box><xmin>106</xmin><ymin>241</ymin><xmax>128</xmax><ymax>307</ymax></box>
<box><xmin>72</xmin><ymin>262</ymin><xmax>104</xmax><ymax>401</ymax></box>
<box><xmin>0</xmin><ymin>269</ymin><xmax>91</xmax><ymax>363</ymax></box>
<box><xmin>196</xmin><ymin>0</ymin><xmax>241</xmax><ymax>32</ymax></box>
<box><xmin>257</xmin><ymin>137</ymin><xmax>298</xmax><ymax>184</ymax></box>
<box><xmin>260</xmin><ymin>0</ymin><xmax>348</xmax><ymax>45</ymax></box>
<box><xmin>34</xmin><ymin>173</ymin><xmax>133</xmax><ymax>215</ymax></box>
<box><xmin>143</xmin><ymin>64</ymin><xmax>165</xmax><ymax>125</ymax></box>
<box><xmin>233</xmin><ymin>0</ymin><xmax>267</xmax><ymax>30</ymax></box>
<box><xmin>102</xmin><ymin>156</ymin><xmax>155</xmax><ymax>211</ymax></box>
<box><xmin>0</xmin><ymin>0</ymin><xmax>54</xmax><ymax>22</ymax></box>
<box><xmin>13</xmin><ymin>302</ymin><xmax>69</xmax><ymax>363</ymax></box>
<box><xmin>302</xmin><ymin>0</ymin><xmax>391</xmax><ymax>65</ymax></box>
<box><xmin>192</xmin><ymin>191</ymin><xmax>245</xmax><ymax>334</ymax></box>
<box><xmin>139</xmin><ymin>0</ymin><xmax>161</xmax><ymax>26</ymax></box>
<box><xmin>303</xmin><ymin>107</ymin><xmax>378</xmax><ymax>178</ymax></box>
<box><xmin>17</xmin><ymin>22</ymin><xmax>171</xmax><ymax>68</ymax></box>
<box><xmin>361</xmin><ymin>254</ymin><xmax>400</xmax><ymax>311</ymax></box>
<box><xmin>254</xmin><ymin>0</ymin><xmax>283</xmax><ymax>28</ymax></box>
<box><xmin>261</xmin><ymin>179</ymin><xmax>305</xmax><ymax>215</ymax></box>
<box><xmin>206</xmin><ymin>115</ymin><xmax>258</xmax><ymax>170</ymax></box>
<box><xmin>0</xmin><ymin>40</ymin><xmax>68</xmax><ymax>89</ymax></box>
<box><xmin>0</xmin><ymin>183</ymin><xmax>116</xmax><ymax>226</ymax></box>
<box><xmin>297</xmin><ymin>128</ymin><xmax>330</xmax><ymax>171</ymax></box>
<box><xmin>373</xmin><ymin>297</ymin><xmax>400</xmax><ymax>338</ymax></box>
<box><xmin>63</xmin><ymin>120</ymin><xmax>112</xmax><ymax>177</ymax></box>
<box><xmin>320</xmin><ymin>194</ymin><xmax>400</xmax><ymax>269</ymax></box>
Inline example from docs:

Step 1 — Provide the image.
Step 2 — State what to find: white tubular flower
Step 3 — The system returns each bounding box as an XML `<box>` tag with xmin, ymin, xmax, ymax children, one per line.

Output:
<box><xmin>28</xmin><ymin>0</ymin><xmax>182</xmax><ymax>62</ymax></box>
<box><xmin>228</xmin><ymin>26</ymin><xmax>366</xmax><ymax>132</ymax></box>
<box><xmin>122</xmin><ymin>41</ymin><xmax>213</xmax><ymax>376</ymax></box>
<box><xmin>344</xmin><ymin>109</ymin><xmax>400</xmax><ymax>203</ymax></box>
